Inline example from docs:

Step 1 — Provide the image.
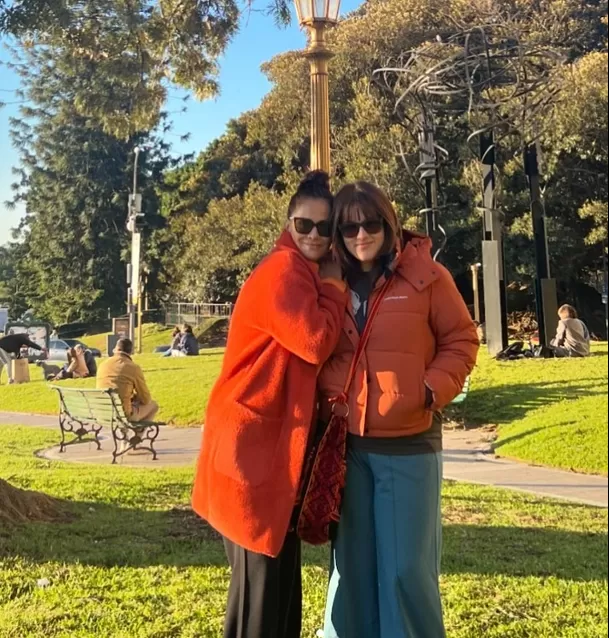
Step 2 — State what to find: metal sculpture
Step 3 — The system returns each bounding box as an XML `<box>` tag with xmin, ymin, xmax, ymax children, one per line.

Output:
<box><xmin>374</xmin><ymin>22</ymin><xmax>564</xmax><ymax>351</ymax></box>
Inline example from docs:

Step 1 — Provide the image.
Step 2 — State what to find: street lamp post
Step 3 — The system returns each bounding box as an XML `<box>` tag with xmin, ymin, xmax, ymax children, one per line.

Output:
<box><xmin>294</xmin><ymin>0</ymin><xmax>341</xmax><ymax>173</ymax></box>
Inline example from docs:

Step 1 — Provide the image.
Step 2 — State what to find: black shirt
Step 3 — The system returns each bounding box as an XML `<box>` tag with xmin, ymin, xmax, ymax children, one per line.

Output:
<box><xmin>0</xmin><ymin>334</ymin><xmax>43</xmax><ymax>356</ymax></box>
<box><xmin>347</xmin><ymin>266</ymin><xmax>383</xmax><ymax>333</ymax></box>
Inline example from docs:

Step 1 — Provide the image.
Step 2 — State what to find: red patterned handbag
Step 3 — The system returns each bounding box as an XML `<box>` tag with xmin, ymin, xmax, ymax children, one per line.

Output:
<box><xmin>296</xmin><ymin>276</ymin><xmax>394</xmax><ymax>545</ymax></box>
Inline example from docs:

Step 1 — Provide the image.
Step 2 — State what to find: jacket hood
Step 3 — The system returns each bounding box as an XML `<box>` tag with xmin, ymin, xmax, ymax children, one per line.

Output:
<box><xmin>394</xmin><ymin>230</ymin><xmax>440</xmax><ymax>292</ymax></box>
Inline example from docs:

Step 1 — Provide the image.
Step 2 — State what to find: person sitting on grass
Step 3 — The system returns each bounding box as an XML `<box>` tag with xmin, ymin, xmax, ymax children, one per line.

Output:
<box><xmin>96</xmin><ymin>338</ymin><xmax>159</xmax><ymax>422</ymax></box>
<box><xmin>54</xmin><ymin>345</ymin><xmax>90</xmax><ymax>381</ymax></box>
<box><xmin>550</xmin><ymin>304</ymin><xmax>591</xmax><ymax>358</ymax></box>
<box><xmin>84</xmin><ymin>347</ymin><xmax>97</xmax><ymax>377</ymax></box>
<box><xmin>171</xmin><ymin>325</ymin><xmax>200</xmax><ymax>357</ymax></box>
<box><xmin>162</xmin><ymin>326</ymin><xmax>182</xmax><ymax>357</ymax></box>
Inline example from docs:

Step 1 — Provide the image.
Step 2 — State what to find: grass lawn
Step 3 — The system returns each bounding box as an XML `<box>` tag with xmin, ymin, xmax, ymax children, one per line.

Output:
<box><xmin>0</xmin><ymin>425</ymin><xmax>607</xmax><ymax>638</ymax></box>
<box><xmin>80</xmin><ymin>320</ymin><xmax>227</xmax><ymax>355</ymax></box>
<box><xmin>2</xmin><ymin>328</ymin><xmax>607</xmax><ymax>474</ymax></box>
<box><xmin>80</xmin><ymin>323</ymin><xmax>176</xmax><ymax>355</ymax></box>
<box><xmin>0</xmin><ymin>353</ymin><xmax>223</xmax><ymax>426</ymax></box>
<box><xmin>458</xmin><ymin>344</ymin><xmax>608</xmax><ymax>475</ymax></box>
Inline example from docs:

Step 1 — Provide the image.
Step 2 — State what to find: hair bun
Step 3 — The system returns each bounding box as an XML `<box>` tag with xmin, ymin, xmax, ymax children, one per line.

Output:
<box><xmin>297</xmin><ymin>170</ymin><xmax>331</xmax><ymax>194</ymax></box>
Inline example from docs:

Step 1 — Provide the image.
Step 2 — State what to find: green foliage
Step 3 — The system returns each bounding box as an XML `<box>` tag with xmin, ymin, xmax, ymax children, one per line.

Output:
<box><xmin>166</xmin><ymin>182</ymin><xmax>288</xmax><ymax>301</ymax></box>
<box><xmin>1</xmin><ymin>1</ymin><xmax>294</xmax><ymax>137</ymax></box>
<box><xmin>160</xmin><ymin>115</ymin><xmax>283</xmax><ymax>219</ymax></box>
<box><xmin>160</xmin><ymin>0</ymin><xmax>608</xmax><ymax>304</ymax></box>
<box><xmin>6</xmin><ymin>40</ymin><xmax>177</xmax><ymax>325</ymax></box>
<box><xmin>0</xmin><ymin>244</ymin><xmax>25</xmax><ymax>314</ymax></box>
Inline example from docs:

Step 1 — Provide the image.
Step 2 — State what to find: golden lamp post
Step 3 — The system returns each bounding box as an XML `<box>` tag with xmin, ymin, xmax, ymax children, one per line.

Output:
<box><xmin>294</xmin><ymin>0</ymin><xmax>341</xmax><ymax>173</ymax></box>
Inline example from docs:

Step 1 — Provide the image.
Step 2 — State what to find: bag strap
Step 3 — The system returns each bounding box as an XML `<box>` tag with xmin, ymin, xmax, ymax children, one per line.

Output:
<box><xmin>339</xmin><ymin>275</ymin><xmax>394</xmax><ymax>399</ymax></box>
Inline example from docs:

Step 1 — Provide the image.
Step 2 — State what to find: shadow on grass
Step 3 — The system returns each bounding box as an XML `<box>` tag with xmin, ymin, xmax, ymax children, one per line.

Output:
<box><xmin>460</xmin><ymin>381</ymin><xmax>606</xmax><ymax>426</ymax></box>
<box><xmin>1</xmin><ymin>502</ymin><xmax>606</xmax><ymax>582</ymax></box>
<box><xmin>492</xmin><ymin>426</ymin><xmax>547</xmax><ymax>450</ymax></box>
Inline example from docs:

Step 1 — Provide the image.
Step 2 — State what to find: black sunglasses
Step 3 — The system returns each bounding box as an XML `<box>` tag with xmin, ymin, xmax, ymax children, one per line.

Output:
<box><xmin>339</xmin><ymin>220</ymin><xmax>384</xmax><ymax>239</ymax></box>
<box><xmin>291</xmin><ymin>217</ymin><xmax>332</xmax><ymax>238</ymax></box>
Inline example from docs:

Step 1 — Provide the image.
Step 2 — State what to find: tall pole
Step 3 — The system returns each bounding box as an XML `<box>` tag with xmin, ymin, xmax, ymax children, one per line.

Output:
<box><xmin>137</xmin><ymin>280</ymin><xmax>143</xmax><ymax>355</ymax></box>
<box><xmin>603</xmin><ymin>241</ymin><xmax>608</xmax><ymax>340</ymax></box>
<box><xmin>525</xmin><ymin>143</ymin><xmax>558</xmax><ymax>346</ymax></box>
<box><xmin>127</xmin><ymin>147</ymin><xmax>142</xmax><ymax>348</ymax></box>
<box><xmin>305</xmin><ymin>23</ymin><xmax>333</xmax><ymax>172</ymax></box>
<box><xmin>480</xmin><ymin>132</ymin><xmax>509</xmax><ymax>355</ymax></box>
<box><xmin>418</xmin><ymin>112</ymin><xmax>439</xmax><ymax>238</ymax></box>
<box><xmin>471</xmin><ymin>263</ymin><xmax>482</xmax><ymax>324</ymax></box>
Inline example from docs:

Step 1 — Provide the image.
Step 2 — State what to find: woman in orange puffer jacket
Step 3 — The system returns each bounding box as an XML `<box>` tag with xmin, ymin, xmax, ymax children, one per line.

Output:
<box><xmin>320</xmin><ymin>181</ymin><xmax>479</xmax><ymax>638</ymax></box>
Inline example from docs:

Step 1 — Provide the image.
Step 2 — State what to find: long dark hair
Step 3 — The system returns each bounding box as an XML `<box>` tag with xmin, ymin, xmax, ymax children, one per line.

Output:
<box><xmin>287</xmin><ymin>170</ymin><xmax>333</xmax><ymax>219</ymax></box>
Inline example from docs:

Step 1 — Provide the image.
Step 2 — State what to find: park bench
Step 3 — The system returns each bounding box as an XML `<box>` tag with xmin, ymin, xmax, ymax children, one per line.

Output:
<box><xmin>451</xmin><ymin>375</ymin><xmax>472</xmax><ymax>405</ymax></box>
<box><xmin>50</xmin><ymin>386</ymin><xmax>162</xmax><ymax>464</ymax></box>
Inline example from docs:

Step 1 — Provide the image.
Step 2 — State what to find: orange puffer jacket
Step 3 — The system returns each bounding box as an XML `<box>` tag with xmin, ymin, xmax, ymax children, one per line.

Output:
<box><xmin>318</xmin><ymin>232</ymin><xmax>479</xmax><ymax>438</ymax></box>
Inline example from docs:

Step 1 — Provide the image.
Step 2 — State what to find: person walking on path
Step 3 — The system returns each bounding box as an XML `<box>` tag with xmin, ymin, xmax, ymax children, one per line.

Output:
<box><xmin>192</xmin><ymin>171</ymin><xmax>348</xmax><ymax>638</ymax></box>
<box><xmin>319</xmin><ymin>181</ymin><xmax>479</xmax><ymax>638</ymax></box>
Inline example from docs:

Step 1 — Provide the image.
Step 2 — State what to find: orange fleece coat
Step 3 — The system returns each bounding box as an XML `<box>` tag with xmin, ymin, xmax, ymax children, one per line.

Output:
<box><xmin>192</xmin><ymin>232</ymin><xmax>348</xmax><ymax>557</ymax></box>
<box><xmin>319</xmin><ymin>232</ymin><xmax>479</xmax><ymax>438</ymax></box>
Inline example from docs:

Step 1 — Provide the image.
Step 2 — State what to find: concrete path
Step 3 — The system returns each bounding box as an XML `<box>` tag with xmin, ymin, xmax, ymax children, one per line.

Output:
<box><xmin>0</xmin><ymin>410</ymin><xmax>199</xmax><ymax>468</ymax></box>
<box><xmin>1</xmin><ymin>411</ymin><xmax>607</xmax><ymax>507</ymax></box>
<box><xmin>443</xmin><ymin>429</ymin><xmax>608</xmax><ymax>508</ymax></box>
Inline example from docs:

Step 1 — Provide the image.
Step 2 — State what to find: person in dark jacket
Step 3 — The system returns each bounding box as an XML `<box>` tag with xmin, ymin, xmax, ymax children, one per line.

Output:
<box><xmin>84</xmin><ymin>348</ymin><xmax>98</xmax><ymax>377</ymax></box>
<box><xmin>172</xmin><ymin>325</ymin><xmax>200</xmax><ymax>357</ymax></box>
<box><xmin>0</xmin><ymin>333</ymin><xmax>46</xmax><ymax>385</ymax></box>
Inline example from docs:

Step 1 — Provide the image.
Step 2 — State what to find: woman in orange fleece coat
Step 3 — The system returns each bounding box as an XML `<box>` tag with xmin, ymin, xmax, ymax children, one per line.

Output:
<box><xmin>320</xmin><ymin>182</ymin><xmax>479</xmax><ymax>638</ymax></box>
<box><xmin>192</xmin><ymin>172</ymin><xmax>348</xmax><ymax>638</ymax></box>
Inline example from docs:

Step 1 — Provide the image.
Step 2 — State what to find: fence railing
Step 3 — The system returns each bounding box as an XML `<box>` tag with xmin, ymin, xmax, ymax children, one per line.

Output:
<box><xmin>164</xmin><ymin>302</ymin><xmax>233</xmax><ymax>328</ymax></box>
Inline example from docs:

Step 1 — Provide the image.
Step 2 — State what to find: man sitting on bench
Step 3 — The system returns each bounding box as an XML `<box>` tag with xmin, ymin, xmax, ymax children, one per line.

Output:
<box><xmin>96</xmin><ymin>338</ymin><xmax>159</xmax><ymax>422</ymax></box>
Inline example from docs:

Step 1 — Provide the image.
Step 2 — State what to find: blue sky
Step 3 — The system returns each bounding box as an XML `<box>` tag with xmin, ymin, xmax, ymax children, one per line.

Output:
<box><xmin>0</xmin><ymin>0</ymin><xmax>363</xmax><ymax>244</ymax></box>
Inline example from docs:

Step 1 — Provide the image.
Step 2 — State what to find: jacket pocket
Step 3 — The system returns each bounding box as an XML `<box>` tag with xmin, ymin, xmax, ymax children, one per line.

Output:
<box><xmin>213</xmin><ymin>402</ymin><xmax>283</xmax><ymax>487</ymax></box>
<box><xmin>375</xmin><ymin>363</ymin><xmax>427</xmax><ymax>429</ymax></box>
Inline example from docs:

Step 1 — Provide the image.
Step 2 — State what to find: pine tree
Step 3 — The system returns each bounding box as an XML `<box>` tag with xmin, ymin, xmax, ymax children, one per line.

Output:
<box><xmin>8</xmin><ymin>42</ymin><xmax>176</xmax><ymax>325</ymax></box>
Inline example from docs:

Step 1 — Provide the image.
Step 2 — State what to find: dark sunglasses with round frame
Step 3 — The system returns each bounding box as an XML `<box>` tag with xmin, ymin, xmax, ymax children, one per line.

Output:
<box><xmin>291</xmin><ymin>217</ymin><xmax>332</xmax><ymax>238</ymax></box>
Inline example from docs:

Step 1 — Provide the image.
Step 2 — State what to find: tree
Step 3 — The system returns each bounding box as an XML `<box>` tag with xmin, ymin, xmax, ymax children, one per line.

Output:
<box><xmin>1</xmin><ymin>1</ymin><xmax>293</xmax><ymax>137</ymax></box>
<box><xmin>166</xmin><ymin>182</ymin><xmax>289</xmax><ymax>301</ymax></box>
<box><xmin>165</xmin><ymin>0</ymin><xmax>608</xmax><ymax>308</ymax></box>
<box><xmin>161</xmin><ymin>114</ymin><xmax>283</xmax><ymax>219</ymax></box>
<box><xmin>0</xmin><ymin>243</ymin><xmax>28</xmax><ymax>317</ymax></box>
<box><xmin>7</xmin><ymin>40</ymin><xmax>178</xmax><ymax>325</ymax></box>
